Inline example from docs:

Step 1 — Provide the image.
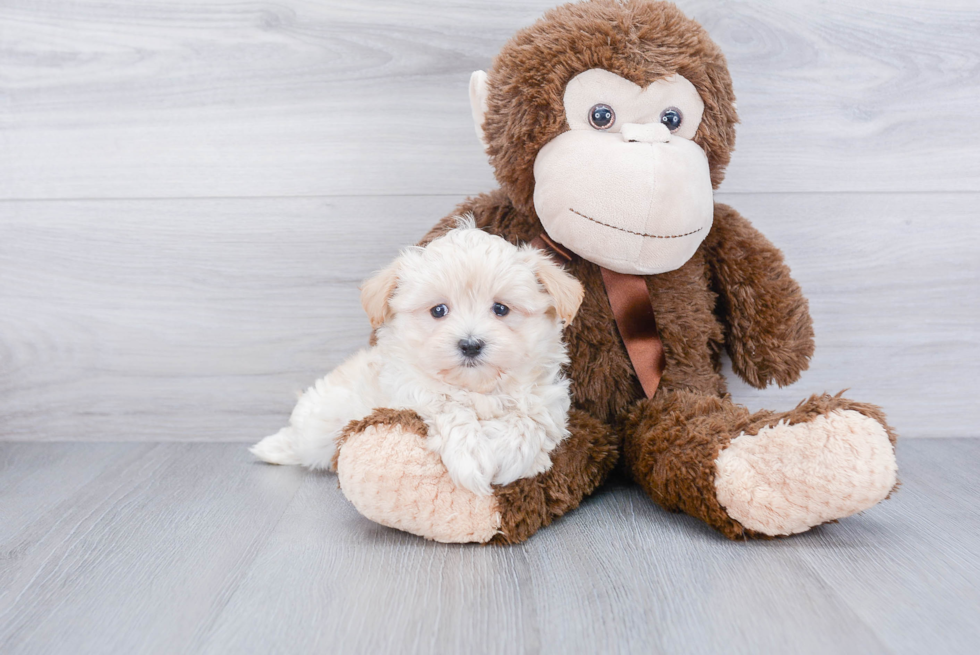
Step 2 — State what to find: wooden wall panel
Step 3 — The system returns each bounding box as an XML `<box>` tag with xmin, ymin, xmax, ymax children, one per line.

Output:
<box><xmin>1</xmin><ymin>193</ymin><xmax>974</xmax><ymax>440</ymax></box>
<box><xmin>1</xmin><ymin>0</ymin><xmax>976</xmax><ymax>440</ymax></box>
<box><xmin>1</xmin><ymin>0</ymin><xmax>978</xmax><ymax>198</ymax></box>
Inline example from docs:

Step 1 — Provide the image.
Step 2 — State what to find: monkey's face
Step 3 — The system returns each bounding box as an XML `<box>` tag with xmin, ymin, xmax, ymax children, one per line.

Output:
<box><xmin>469</xmin><ymin>1</ymin><xmax>738</xmax><ymax>274</ymax></box>
<box><xmin>531</xmin><ymin>69</ymin><xmax>714</xmax><ymax>275</ymax></box>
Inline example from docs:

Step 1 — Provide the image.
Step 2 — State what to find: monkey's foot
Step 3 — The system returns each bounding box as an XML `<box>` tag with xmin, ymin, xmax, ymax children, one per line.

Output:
<box><xmin>336</xmin><ymin>409</ymin><xmax>501</xmax><ymax>543</ymax></box>
<box><xmin>714</xmin><ymin>407</ymin><xmax>897</xmax><ymax>536</ymax></box>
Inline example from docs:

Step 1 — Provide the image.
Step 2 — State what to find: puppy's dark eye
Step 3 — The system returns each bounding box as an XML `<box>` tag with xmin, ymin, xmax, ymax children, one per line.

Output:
<box><xmin>492</xmin><ymin>303</ymin><xmax>510</xmax><ymax>317</ymax></box>
<box><xmin>430</xmin><ymin>304</ymin><xmax>449</xmax><ymax>318</ymax></box>
<box><xmin>588</xmin><ymin>104</ymin><xmax>615</xmax><ymax>130</ymax></box>
<box><xmin>660</xmin><ymin>107</ymin><xmax>683</xmax><ymax>132</ymax></box>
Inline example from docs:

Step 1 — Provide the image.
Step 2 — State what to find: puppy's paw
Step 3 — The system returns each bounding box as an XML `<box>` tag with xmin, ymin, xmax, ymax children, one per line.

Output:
<box><xmin>529</xmin><ymin>450</ymin><xmax>553</xmax><ymax>476</ymax></box>
<box><xmin>250</xmin><ymin>428</ymin><xmax>302</xmax><ymax>466</ymax></box>
<box><xmin>444</xmin><ymin>453</ymin><xmax>495</xmax><ymax>497</ymax></box>
<box><xmin>435</xmin><ymin>430</ymin><xmax>496</xmax><ymax>496</ymax></box>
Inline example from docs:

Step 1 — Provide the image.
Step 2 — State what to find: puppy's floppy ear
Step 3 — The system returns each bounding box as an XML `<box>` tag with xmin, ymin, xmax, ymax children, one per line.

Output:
<box><xmin>360</xmin><ymin>259</ymin><xmax>401</xmax><ymax>329</ymax></box>
<box><xmin>530</xmin><ymin>252</ymin><xmax>584</xmax><ymax>325</ymax></box>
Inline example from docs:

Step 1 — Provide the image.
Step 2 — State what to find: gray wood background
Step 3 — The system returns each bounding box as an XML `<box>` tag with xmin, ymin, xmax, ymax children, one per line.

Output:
<box><xmin>1</xmin><ymin>0</ymin><xmax>978</xmax><ymax>441</ymax></box>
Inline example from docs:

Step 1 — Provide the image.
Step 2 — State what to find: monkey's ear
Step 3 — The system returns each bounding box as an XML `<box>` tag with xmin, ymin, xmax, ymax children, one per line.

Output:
<box><xmin>360</xmin><ymin>260</ymin><xmax>401</xmax><ymax>329</ymax></box>
<box><xmin>531</xmin><ymin>253</ymin><xmax>585</xmax><ymax>325</ymax></box>
<box><xmin>469</xmin><ymin>70</ymin><xmax>489</xmax><ymax>148</ymax></box>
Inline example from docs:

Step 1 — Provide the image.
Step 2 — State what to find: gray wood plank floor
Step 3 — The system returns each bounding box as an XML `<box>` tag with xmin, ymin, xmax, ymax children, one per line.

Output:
<box><xmin>0</xmin><ymin>439</ymin><xmax>977</xmax><ymax>655</ymax></box>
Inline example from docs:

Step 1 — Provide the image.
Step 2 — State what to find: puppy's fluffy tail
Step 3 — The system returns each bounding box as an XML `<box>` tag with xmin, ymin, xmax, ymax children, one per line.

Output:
<box><xmin>250</xmin><ymin>428</ymin><xmax>305</xmax><ymax>466</ymax></box>
<box><xmin>250</xmin><ymin>427</ymin><xmax>339</xmax><ymax>471</ymax></box>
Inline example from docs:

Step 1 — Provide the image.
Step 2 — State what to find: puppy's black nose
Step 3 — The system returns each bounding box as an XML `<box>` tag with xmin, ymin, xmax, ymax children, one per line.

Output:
<box><xmin>458</xmin><ymin>337</ymin><xmax>485</xmax><ymax>358</ymax></box>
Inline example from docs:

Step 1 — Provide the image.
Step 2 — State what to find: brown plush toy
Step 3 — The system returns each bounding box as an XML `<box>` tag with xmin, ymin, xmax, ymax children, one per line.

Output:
<box><xmin>334</xmin><ymin>0</ymin><xmax>899</xmax><ymax>543</ymax></box>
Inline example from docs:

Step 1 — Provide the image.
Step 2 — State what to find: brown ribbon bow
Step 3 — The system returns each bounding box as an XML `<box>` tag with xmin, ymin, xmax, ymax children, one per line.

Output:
<box><xmin>531</xmin><ymin>233</ymin><xmax>666</xmax><ymax>398</ymax></box>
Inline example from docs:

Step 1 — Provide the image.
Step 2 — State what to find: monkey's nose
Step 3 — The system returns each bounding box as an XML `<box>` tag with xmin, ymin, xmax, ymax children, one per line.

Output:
<box><xmin>458</xmin><ymin>337</ymin><xmax>485</xmax><ymax>358</ymax></box>
<box><xmin>621</xmin><ymin>122</ymin><xmax>671</xmax><ymax>144</ymax></box>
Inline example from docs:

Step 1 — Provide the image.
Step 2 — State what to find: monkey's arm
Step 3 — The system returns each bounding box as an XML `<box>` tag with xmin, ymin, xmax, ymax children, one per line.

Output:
<box><xmin>703</xmin><ymin>203</ymin><xmax>814</xmax><ymax>389</ymax></box>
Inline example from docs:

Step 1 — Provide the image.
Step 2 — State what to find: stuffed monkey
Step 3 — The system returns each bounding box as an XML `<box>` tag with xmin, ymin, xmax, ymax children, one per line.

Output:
<box><xmin>334</xmin><ymin>0</ymin><xmax>898</xmax><ymax>543</ymax></box>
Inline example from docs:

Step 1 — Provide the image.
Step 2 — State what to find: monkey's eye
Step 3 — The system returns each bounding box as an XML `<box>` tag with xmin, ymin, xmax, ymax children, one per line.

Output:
<box><xmin>660</xmin><ymin>107</ymin><xmax>683</xmax><ymax>132</ymax></box>
<box><xmin>492</xmin><ymin>302</ymin><xmax>510</xmax><ymax>317</ymax></box>
<box><xmin>588</xmin><ymin>104</ymin><xmax>615</xmax><ymax>130</ymax></box>
<box><xmin>430</xmin><ymin>304</ymin><xmax>449</xmax><ymax>318</ymax></box>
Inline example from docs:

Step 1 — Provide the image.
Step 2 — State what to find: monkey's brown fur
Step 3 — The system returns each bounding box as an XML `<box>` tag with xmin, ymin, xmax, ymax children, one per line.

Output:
<box><xmin>348</xmin><ymin>0</ymin><xmax>897</xmax><ymax>542</ymax></box>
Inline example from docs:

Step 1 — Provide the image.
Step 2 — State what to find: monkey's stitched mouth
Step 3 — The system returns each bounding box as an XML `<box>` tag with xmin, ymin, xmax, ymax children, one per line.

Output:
<box><xmin>569</xmin><ymin>208</ymin><xmax>704</xmax><ymax>239</ymax></box>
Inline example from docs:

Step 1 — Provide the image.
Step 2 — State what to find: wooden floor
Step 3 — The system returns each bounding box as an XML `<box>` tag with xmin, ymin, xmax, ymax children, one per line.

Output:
<box><xmin>0</xmin><ymin>438</ymin><xmax>977</xmax><ymax>655</ymax></box>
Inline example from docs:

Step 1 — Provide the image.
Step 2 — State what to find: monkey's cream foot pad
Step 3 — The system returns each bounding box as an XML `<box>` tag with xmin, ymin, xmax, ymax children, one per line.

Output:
<box><xmin>714</xmin><ymin>409</ymin><xmax>898</xmax><ymax>536</ymax></box>
<box><xmin>337</xmin><ymin>423</ymin><xmax>501</xmax><ymax>543</ymax></box>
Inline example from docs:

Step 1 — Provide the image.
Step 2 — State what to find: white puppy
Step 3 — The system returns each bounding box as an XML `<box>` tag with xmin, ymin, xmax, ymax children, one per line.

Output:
<box><xmin>250</xmin><ymin>219</ymin><xmax>584</xmax><ymax>496</ymax></box>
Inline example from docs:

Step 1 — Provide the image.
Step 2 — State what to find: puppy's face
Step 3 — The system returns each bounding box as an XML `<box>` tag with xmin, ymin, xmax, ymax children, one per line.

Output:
<box><xmin>361</xmin><ymin>224</ymin><xmax>583</xmax><ymax>393</ymax></box>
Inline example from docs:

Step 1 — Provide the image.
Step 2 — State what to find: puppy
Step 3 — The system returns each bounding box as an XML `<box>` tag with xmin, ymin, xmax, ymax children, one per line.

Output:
<box><xmin>250</xmin><ymin>219</ymin><xmax>584</xmax><ymax>496</ymax></box>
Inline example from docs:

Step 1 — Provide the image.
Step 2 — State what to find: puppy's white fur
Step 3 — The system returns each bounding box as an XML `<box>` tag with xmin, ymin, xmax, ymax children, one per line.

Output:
<box><xmin>250</xmin><ymin>219</ymin><xmax>584</xmax><ymax>496</ymax></box>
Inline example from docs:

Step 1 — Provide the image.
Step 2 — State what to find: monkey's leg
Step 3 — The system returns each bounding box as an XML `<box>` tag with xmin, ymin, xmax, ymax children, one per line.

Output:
<box><xmin>335</xmin><ymin>408</ymin><xmax>619</xmax><ymax>544</ymax></box>
<box><xmin>621</xmin><ymin>389</ymin><xmax>898</xmax><ymax>539</ymax></box>
<box><xmin>489</xmin><ymin>408</ymin><xmax>620</xmax><ymax>544</ymax></box>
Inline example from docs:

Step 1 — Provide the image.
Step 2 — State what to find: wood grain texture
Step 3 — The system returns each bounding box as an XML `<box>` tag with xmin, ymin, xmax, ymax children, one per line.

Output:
<box><xmin>1</xmin><ymin>0</ymin><xmax>978</xmax><ymax>199</ymax></box>
<box><xmin>1</xmin><ymin>440</ymin><xmax>978</xmax><ymax>654</ymax></box>
<box><xmin>0</xmin><ymin>442</ymin><xmax>307</xmax><ymax>654</ymax></box>
<box><xmin>1</xmin><ymin>192</ymin><xmax>976</xmax><ymax>441</ymax></box>
<box><xmin>0</xmin><ymin>195</ymin><xmax>432</xmax><ymax>442</ymax></box>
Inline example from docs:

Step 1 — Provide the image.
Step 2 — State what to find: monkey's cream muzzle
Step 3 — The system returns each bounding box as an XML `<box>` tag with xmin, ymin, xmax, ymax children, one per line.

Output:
<box><xmin>532</xmin><ymin>124</ymin><xmax>714</xmax><ymax>275</ymax></box>
<box><xmin>465</xmin><ymin>67</ymin><xmax>715</xmax><ymax>275</ymax></box>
